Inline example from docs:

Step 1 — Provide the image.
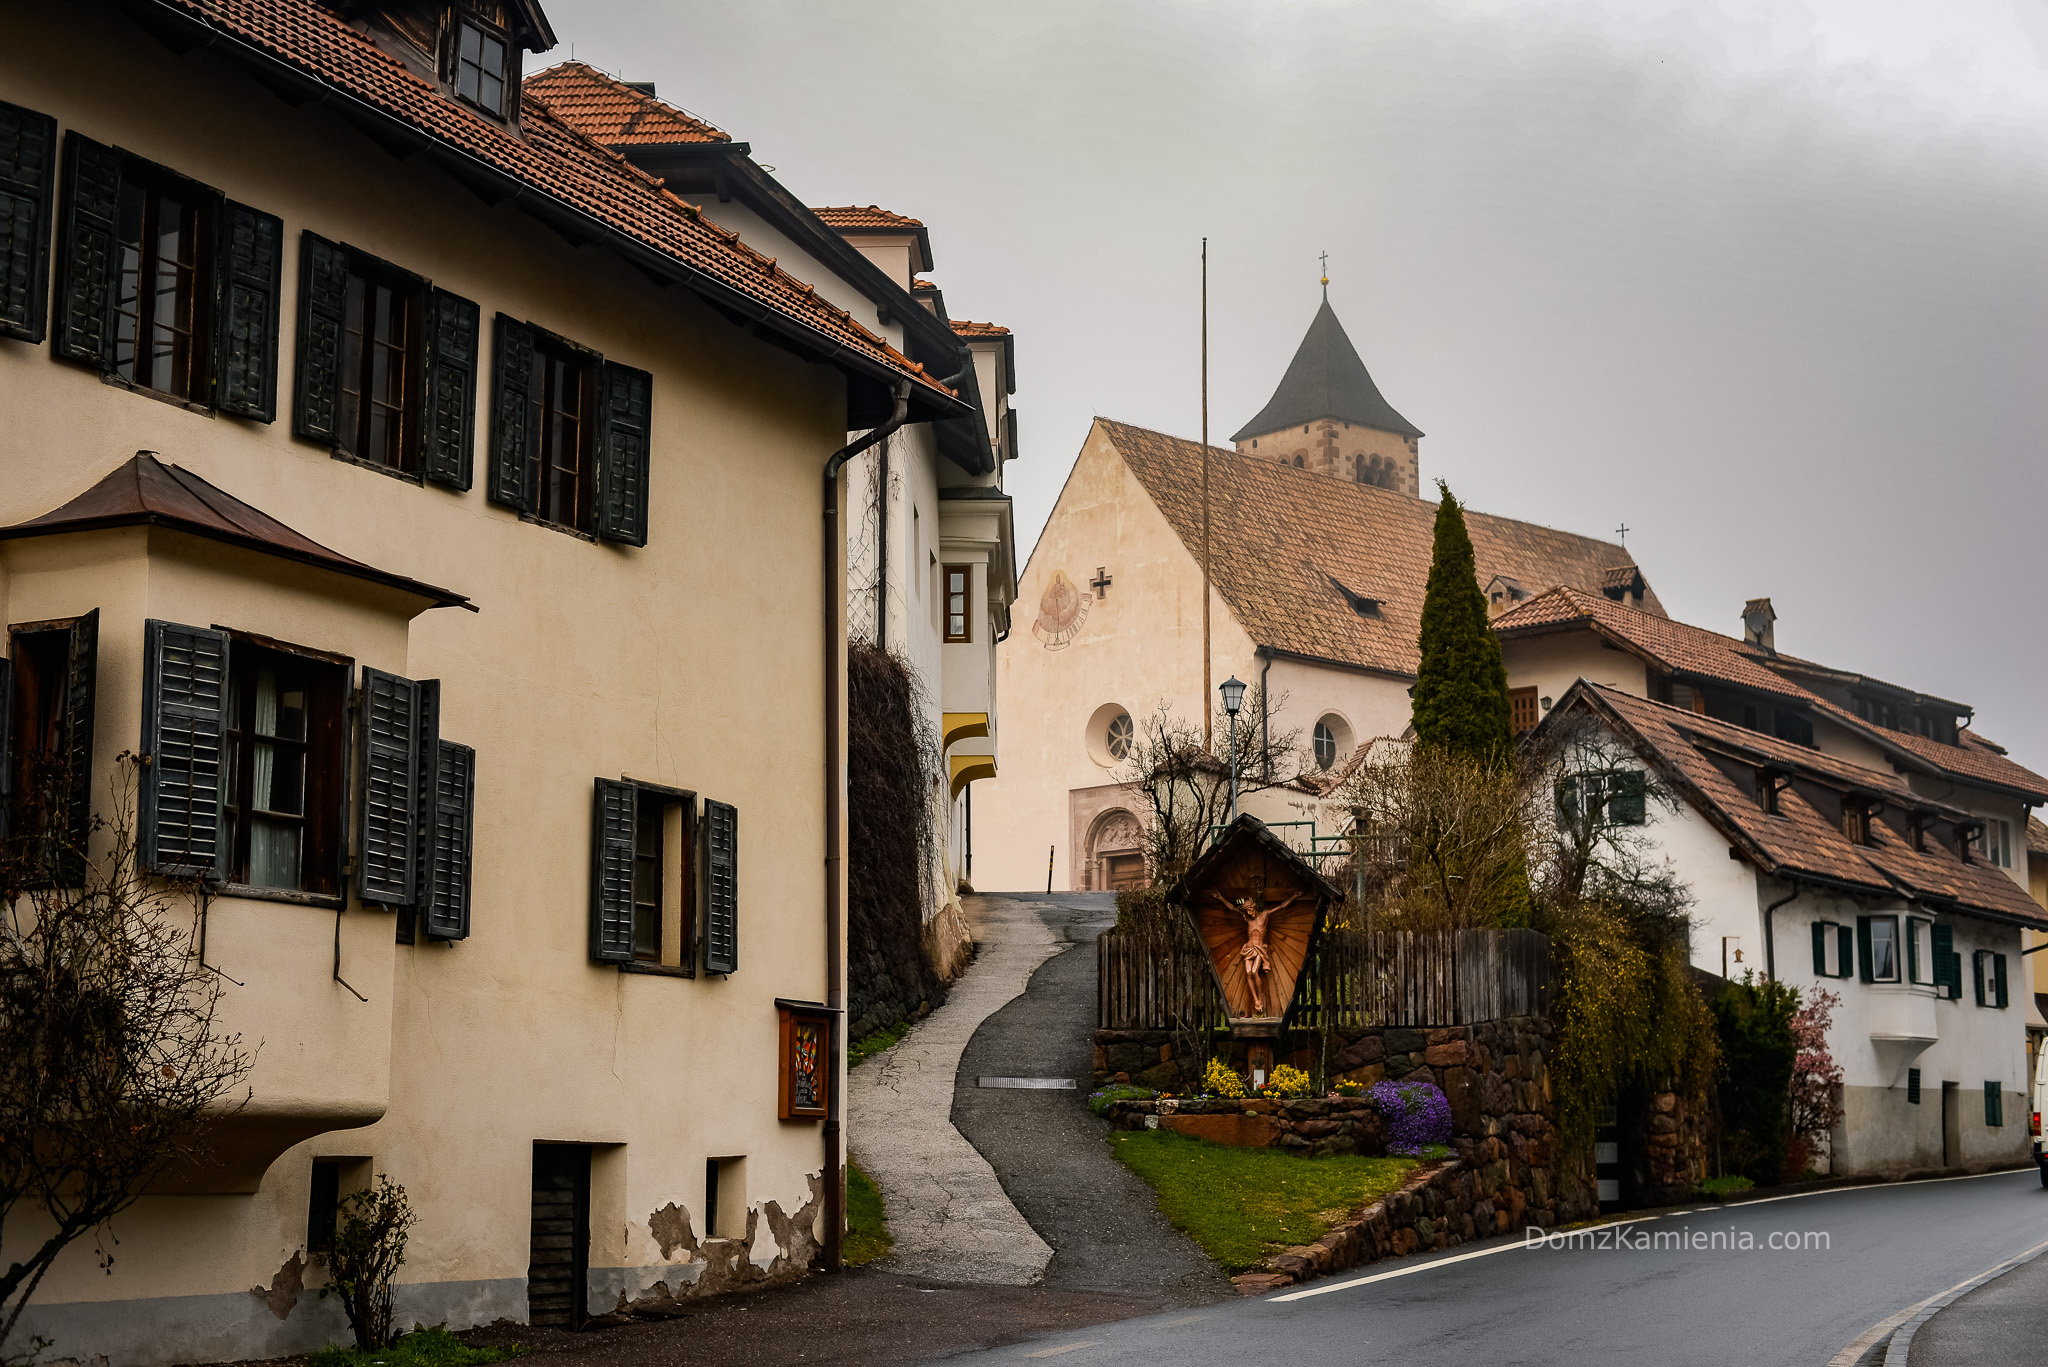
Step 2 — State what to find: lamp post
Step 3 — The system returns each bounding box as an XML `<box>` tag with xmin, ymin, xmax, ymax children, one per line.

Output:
<box><xmin>1220</xmin><ymin>675</ymin><xmax>1246</xmax><ymax>822</ymax></box>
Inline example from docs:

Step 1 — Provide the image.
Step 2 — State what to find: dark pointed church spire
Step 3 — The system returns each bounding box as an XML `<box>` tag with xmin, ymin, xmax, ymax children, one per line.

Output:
<box><xmin>1230</xmin><ymin>299</ymin><xmax>1421</xmax><ymax>444</ymax></box>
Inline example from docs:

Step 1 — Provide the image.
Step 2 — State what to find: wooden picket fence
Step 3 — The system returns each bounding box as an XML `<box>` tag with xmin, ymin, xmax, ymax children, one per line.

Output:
<box><xmin>1097</xmin><ymin>925</ymin><xmax>1551</xmax><ymax>1031</ymax></box>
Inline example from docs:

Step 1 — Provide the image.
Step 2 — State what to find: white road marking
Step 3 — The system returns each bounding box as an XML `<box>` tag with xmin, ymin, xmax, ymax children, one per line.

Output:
<box><xmin>1268</xmin><ymin>1215</ymin><xmax>1668</xmax><ymax>1302</ymax></box>
<box><xmin>1023</xmin><ymin>1341</ymin><xmax>1100</xmax><ymax>1358</ymax></box>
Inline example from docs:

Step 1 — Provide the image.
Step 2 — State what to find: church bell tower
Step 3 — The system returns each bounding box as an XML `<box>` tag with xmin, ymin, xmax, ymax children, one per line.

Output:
<box><xmin>1231</xmin><ymin>285</ymin><xmax>1422</xmax><ymax>496</ymax></box>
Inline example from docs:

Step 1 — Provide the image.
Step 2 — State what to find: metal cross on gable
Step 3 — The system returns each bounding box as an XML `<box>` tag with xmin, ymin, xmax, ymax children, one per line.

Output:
<box><xmin>1090</xmin><ymin>566</ymin><xmax>1113</xmax><ymax>598</ymax></box>
<box><xmin>1615</xmin><ymin>521</ymin><xmax>1629</xmax><ymax>543</ymax></box>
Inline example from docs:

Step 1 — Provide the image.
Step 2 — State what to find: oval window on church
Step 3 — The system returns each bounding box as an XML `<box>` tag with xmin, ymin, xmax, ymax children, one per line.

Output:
<box><xmin>1313</xmin><ymin>714</ymin><xmax>1354</xmax><ymax>770</ymax></box>
<box><xmin>1107</xmin><ymin>711</ymin><xmax>1134</xmax><ymax>761</ymax></box>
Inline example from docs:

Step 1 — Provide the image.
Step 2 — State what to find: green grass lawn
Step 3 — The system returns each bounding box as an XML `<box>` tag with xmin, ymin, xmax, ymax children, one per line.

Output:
<box><xmin>1109</xmin><ymin>1130</ymin><xmax>1415</xmax><ymax>1273</ymax></box>
<box><xmin>307</xmin><ymin>1326</ymin><xmax>522</xmax><ymax>1366</ymax></box>
<box><xmin>844</xmin><ymin>1161</ymin><xmax>892</xmax><ymax>1266</ymax></box>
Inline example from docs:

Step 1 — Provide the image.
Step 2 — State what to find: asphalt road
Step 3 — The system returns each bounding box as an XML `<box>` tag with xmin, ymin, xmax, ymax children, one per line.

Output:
<box><xmin>950</xmin><ymin>893</ymin><xmax>1233</xmax><ymax>1307</ymax></box>
<box><xmin>933</xmin><ymin>1168</ymin><xmax>2048</xmax><ymax>1366</ymax></box>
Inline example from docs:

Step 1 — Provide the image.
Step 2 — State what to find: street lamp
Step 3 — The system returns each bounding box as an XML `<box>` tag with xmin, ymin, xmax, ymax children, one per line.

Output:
<box><xmin>1220</xmin><ymin>675</ymin><xmax>1246</xmax><ymax>822</ymax></box>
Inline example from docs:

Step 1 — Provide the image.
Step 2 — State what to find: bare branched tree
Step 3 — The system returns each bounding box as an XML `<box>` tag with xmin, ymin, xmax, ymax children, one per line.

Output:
<box><xmin>1115</xmin><ymin>686</ymin><xmax>1303</xmax><ymax>887</ymax></box>
<box><xmin>0</xmin><ymin>760</ymin><xmax>253</xmax><ymax>1355</ymax></box>
<box><xmin>1334</xmin><ymin>741</ymin><xmax>1537</xmax><ymax>931</ymax></box>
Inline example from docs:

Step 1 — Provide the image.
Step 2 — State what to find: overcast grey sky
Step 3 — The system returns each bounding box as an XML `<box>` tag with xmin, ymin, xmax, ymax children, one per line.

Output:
<box><xmin>543</xmin><ymin>1</ymin><xmax>2048</xmax><ymax>767</ymax></box>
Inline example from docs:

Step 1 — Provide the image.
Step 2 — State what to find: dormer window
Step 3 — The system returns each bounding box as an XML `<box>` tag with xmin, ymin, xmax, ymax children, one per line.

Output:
<box><xmin>454</xmin><ymin>18</ymin><xmax>511</xmax><ymax>116</ymax></box>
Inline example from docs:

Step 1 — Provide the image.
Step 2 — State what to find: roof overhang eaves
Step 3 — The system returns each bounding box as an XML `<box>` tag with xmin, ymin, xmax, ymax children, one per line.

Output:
<box><xmin>1251</xmin><ymin>644</ymin><xmax>1417</xmax><ymax>685</ymax></box>
<box><xmin>126</xmin><ymin>0</ymin><xmax>970</xmax><ymax>426</ymax></box>
<box><xmin>0</xmin><ymin>514</ymin><xmax>474</xmax><ymax>611</ymax></box>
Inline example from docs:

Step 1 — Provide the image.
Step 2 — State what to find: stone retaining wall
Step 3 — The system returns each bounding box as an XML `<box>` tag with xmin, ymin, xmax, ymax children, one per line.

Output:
<box><xmin>1232</xmin><ymin>1158</ymin><xmax>1496</xmax><ymax>1295</ymax></box>
<box><xmin>1107</xmin><ymin>1096</ymin><xmax>1387</xmax><ymax>1157</ymax></box>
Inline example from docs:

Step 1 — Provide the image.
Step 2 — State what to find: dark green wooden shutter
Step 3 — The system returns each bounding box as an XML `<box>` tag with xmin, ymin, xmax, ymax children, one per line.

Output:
<box><xmin>487</xmin><ymin>314</ymin><xmax>535</xmax><ymax>512</ymax></box>
<box><xmin>1994</xmin><ymin>953</ymin><xmax>2009</xmax><ymax>1009</ymax></box>
<box><xmin>355</xmin><ymin>667</ymin><xmax>420</xmax><ymax>905</ymax></box>
<box><xmin>1931</xmin><ymin>923</ymin><xmax>1958</xmax><ymax>999</ymax></box>
<box><xmin>1810</xmin><ymin>922</ymin><xmax>1827</xmax><ymax>977</ymax></box>
<box><xmin>138</xmin><ymin>620</ymin><xmax>228</xmax><ymax>878</ymax></box>
<box><xmin>213</xmin><ymin>201</ymin><xmax>282</xmax><ymax>421</ymax></box>
<box><xmin>1835</xmin><ymin>925</ymin><xmax>1851</xmax><ymax>981</ymax></box>
<box><xmin>595</xmin><ymin>361</ymin><xmax>651</xmax><ymax>546</ymax></box>
<box><xmin>1855</xmin><ymin>917</ymin><xmax>1873</xmax><ymax>983</ymax></box>
<box><xmin>0</xmin><ymin>656</ymin><xmax>13</xmax><ymax>846</ymax></box>
<box><xmin>589</xmin><ymin>777</ymin><xmax>635</xmax><ymax>963</ymax></box>
<box><xmin>1906</xmin><ymin>1068</ymin><xmax>1920</xmax><ymax>1104</ymax></box>
<box><xmin>1905</xmin><ymin>920</ymin><xmax>1919</xmax><ymax>984</ymax></box>
<box><xmin>704</xmin><ymin>798</ymin><xmax>737</xmax><ymax>975</ymax></box>
<box><xmin>1973</xmin><ymin>951</ymin><xmax>1988</xmax><ymax>1007</ymax></box>
<box><xmin>59</xmin><ymin>609</ymin><xmax>98</xmax><ymax>878</ymax></box>
<box><xmin>54</xmin><ymin>131</ymin><xmax>121</xmax><ymax>368</ymax></box>
<box><xmin>1986</xmin><ymin>1081</ymin><xmax>2003</xmax><ymax>1127</ymax></box>
<box><xmin>424</xmin><ymin>740</ymin><xmax>475</xmax><ymax>940</ymax></box>
<box><xmin>409</xmin><ymin>678</ymin><xmax>441</xmax><ymax>909</ymax></box>
<box><xmin>0</xmin><ymin>101</ymin><xmax>57</xmax><ymax>344</ymax></box>
<box><xmin>1610</xmin><ymin>771</ymin><xmax>1646</xmax><ymax>826</ymax></box>
<box><xmin>421</xmin><ymin>288</ymin><xmax>479</xmax><ymax>490</ymax></box>
<box><xmin>293</xmin><ymin>231</ymin><xmax>349</xmax><ymax>442</ymax></box>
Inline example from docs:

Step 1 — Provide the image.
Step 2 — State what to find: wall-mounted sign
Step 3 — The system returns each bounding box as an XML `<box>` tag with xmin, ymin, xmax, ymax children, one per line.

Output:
<box><xmin>777</xmin><ymin>1003</ymin><xmax>832</xmax><ymax>1122</ymax></box>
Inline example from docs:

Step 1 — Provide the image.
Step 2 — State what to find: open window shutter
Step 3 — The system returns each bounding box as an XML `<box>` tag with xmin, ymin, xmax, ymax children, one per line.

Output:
<box><xmin>409</xmin><ymin>678</ymin><xmax>441</xmax><ymax>909</ymax></box>
<box><xmin>704</xmin><ymin>798</ymin><xmax>737</xmax><ymax>975</ymax></box>
<box><xmin>1855</xmin><ymin>917</ymin><xmax>1873</xmax><ymax>983</ymax></box>
<box><xmin>595</xmin><ymin>361</ymin><xmax>652</xmax><ymax>546</ymax></box>
<box><xmin>589</xmin><ymin>777</ymin><xmax>635</xmax><ymax>963</ymax></box>
<box><xmin>421</xmin><ymin>288</ymin><xmax>479</xmax><ymax>490</ymax></box>
<box><xmin>1836</xmin><ymin>925</ymin><xmax>1852</xmax><ymax>980</ymax></box>
<box><xmin>0</xmin><ymin>101</ymin><xmax>57</xmax><ymax>344</ymax></box>
<box><xmin>0</xmin><ymin>656</ymin><xmax>12</xmax><ymax>845</ymax></box>
<box><xmin>1904</xmin><ymin>921</ymin><xmax>1919</xmax><ymax>984</ymax></box>
<box><xmin>59</xmin><ymin>609</ymin><xmax>98</xmax><ymax>874</ymax></box>
<box><xmin>424</xmin><ymin>740</ymin><xmax>475</xmax><ymax>940</ymax></box>
<box><xmin>1994</xmin><ymin>953</ymin><xmax>2009</xmax><ymax>1009</ymax></box>
<box><xmin>1930</xmin><ymin>923</ymin><xmax>1957</xmax><ymax>999</ymax></box>
<box><xmin>487</xmin><ymin>314</ymin><xmax>535</xmax><ymax>512</ymax></box>
<box><xmin>1810</xmin><ymin>922</ymin><xmax>1827</xmax><ymax>977</ymax></box>
<box><xmin>355</xmin><ymin>667</ymin><xmax>420</xmax><ymax>905</ymax></box>
<box><xmin>293</xmin><ymin>231</ymin><xmax>349</xmax><ymax>442</ymax></box>
<box><xmin>1973</xmin><ymin>951</ymin><xmax>1987</xmax><ymax>1007</ymax></box>
<box><xmin>1611</xmin><ymin>771</ymin><xmax>1646</xmax><ymax>825</ymax></box>
<box><xmin>213</xmin><ymin>201</ymin><xmax>282</xmax><ymax>421</ymax></box>
<box><xmin>54</xmin><ymin>132</ymin><xmax>121</xmax><ymax>368</ymax></box>
<box><xmin>138</xmin><ymin>621</ymin><xmax>228</xmax><ymax>877</ymax></box>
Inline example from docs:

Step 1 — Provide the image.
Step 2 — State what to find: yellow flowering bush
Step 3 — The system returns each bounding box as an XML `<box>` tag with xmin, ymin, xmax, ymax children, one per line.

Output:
<box><xmin>1263</xmin><ymin>1064</ymin><xmax>1314</xmax><ymax>1099</ymax></box>
<box><xmin>1203</xmin><ymin>1057</ymin><xmax>1247</xmax><ymax>1099</ymax></box>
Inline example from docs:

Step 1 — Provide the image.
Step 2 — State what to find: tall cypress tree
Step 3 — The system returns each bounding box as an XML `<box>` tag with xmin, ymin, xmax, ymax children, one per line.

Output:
<box><xmin>1412</xmin><ymin>482</ymin><xmax>1512</xmax><ymax>764</ymax></box>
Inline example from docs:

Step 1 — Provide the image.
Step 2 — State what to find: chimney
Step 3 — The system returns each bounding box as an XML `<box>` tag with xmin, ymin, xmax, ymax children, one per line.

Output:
<box><xmin>1742</xmin><ymin>598</ymin><xmax>1776</xmax><ymax>653</ymax></box>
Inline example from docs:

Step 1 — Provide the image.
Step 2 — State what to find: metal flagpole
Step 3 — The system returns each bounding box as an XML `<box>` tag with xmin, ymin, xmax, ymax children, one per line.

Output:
<box><xmin>1201</xmin><ymin>238</ymin><xmax>1212</xmax><ymax>751</ymax></box>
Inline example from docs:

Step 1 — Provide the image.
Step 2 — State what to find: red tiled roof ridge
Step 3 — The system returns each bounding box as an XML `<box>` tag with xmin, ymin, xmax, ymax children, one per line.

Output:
<box><xmin>813</xmin><ymin>204</ymin><xmax>925</xmax><ymax>227</ymax></box>
<box><xmin>523</xmin><ymin>60</ymin><xmax>732</xmax><ymax>144</ymax></box>
<box><xmin>951</xmin><ymin>319</ymin><xmax>1010</xmax><ymax>336</ymax></box>
<box><xmin>150</xmin><ymin>0</ymin><xmax>952</xmax><ymax>399</ymax></box>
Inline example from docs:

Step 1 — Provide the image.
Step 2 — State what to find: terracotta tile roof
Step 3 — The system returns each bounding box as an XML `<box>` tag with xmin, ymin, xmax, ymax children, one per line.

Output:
<box><xmin>0</xmin><ymin>452</ymin><xmax>469</xmax><ymax>608</ymax></box>
<box><xmin>1565</xmin><ymin>685</ymin><xmax>2047</xmax><ymax>929</ymax></box>
<box><xmin>147</xmin><ymin>0</ymin><xmax>954</xmax><ymax>405</ymax></box>
<box><xmin>523</xmin><ymin>61</ymin><xmax>730</xmax><ymax>145</ymax></box>
<box><xmin>1101</xmin><ymin>420</ymin><xmax>1658</xmax><ymax>679</ymax></box>
<box><xmin>912</xmin><ymin>277</ymin><xmax>937</xmax><ymax>292</ymax></box>
<box><xmin>1495</xmin><ymin>587</ymin><xmax>1820</xmax><ymax>705</ymax></box>
<box><xmin>813</xmin><ymin>205</ymin><xmax>924</xmax><ymax>229</ymax></box>
<box><xmin>950</xmin><ymin>320</ymin><xmax>1011</xmax><ymax>338</ymax></box>
<box><xmin>2028</xmin><ymin>814</ymin><xmax>2048</xmax><ymax>859</ymax></box>
<box><xmin>1499</xmin><ymin>588</ymin><xmax>2048</xmax><ymax>799</ymax></box>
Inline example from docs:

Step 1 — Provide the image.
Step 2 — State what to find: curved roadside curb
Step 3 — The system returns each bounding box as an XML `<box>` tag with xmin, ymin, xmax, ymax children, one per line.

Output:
<box><xmin>1823</xmin><ymin>1235</ymin><xmax>2048</xmax><ymax>1367</ymax></box>
<box><xmin>845</xmin><ymin>895</ymin><xmax>1066</xmax><ymax>1285</ymax></box>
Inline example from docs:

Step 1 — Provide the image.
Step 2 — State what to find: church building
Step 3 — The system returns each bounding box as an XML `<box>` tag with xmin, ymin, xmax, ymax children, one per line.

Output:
<box><xmin>974</xmin><ymin>296</ymin><xmax>1655</xmax><ymax>893</ymax></box>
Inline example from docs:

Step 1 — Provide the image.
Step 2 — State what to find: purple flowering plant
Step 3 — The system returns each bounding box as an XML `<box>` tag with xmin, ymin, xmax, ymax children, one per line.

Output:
<box><xmin>1370</xmin><ymin>1078</ymin><xmax>1452</xmax><ymax>1156</ymax></box>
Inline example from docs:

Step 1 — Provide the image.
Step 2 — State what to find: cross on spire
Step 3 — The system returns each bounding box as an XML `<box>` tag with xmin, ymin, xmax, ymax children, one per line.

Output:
<box><xmin>1615</xmin><ymin>521</ymin><xmax>1630</xmax><ymax>543</ymax></box>
<box><xmin>1319</xmin><ymin>251</ymin><xmax>1329</xmax><ymax>301</ymax></box>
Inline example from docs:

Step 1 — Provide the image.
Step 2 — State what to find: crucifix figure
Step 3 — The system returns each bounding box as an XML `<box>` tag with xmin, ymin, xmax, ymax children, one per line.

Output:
<box><xmin>1210</xmin><ymin>886</ymin><xmax>1313</xmax><ymax>1015</ymax></box>
<box><xmin>1090</xmin><ymin>566</ymin><xmax>1113</xmax><ymax>599</ymax></box>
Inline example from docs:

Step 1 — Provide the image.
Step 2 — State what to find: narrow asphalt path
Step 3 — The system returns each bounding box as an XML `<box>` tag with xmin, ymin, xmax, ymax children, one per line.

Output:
<box><xmin>951</xmin><ymin>893</ymin><xmax>1233</xmax><ymax>1308</ymax></box>
<box><xmin>845</xmin><ymin>894</ymin><xmax>1063</xmax><ymax>1284</ymax></box>
<box><xmin>931</xmin><ymin>1168</ymin><xmax>2048</xmax><ymax>1365</ymax></box>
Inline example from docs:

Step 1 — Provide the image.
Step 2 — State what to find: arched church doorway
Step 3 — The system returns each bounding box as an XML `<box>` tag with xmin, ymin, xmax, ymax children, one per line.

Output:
<box><xmin>1088</xmin><ymin>808</ymin><xmax>1147</xmax><ymax>891</ymax></box>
